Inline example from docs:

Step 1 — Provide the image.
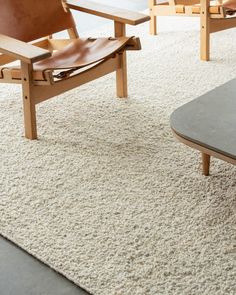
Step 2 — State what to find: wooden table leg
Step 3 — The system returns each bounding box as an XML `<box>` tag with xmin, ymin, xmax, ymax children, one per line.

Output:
<box><xmin>202</xmin><ymin>152</ymin><xmax>211</xmax><ymax>176</ymax></box>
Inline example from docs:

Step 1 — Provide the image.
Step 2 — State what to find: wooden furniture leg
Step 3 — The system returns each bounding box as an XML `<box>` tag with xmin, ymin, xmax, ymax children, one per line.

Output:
<box><xmin>21</xmin><ymin>62</ymin><xmax>37</xmax><ymax>140</ymax></box>
<box><xmin>114</xmin><ymin>21</ymin><xmax>128</xmax><ymax>98</ymax></box>
<box><xmin>200</xmin><ymin>0</ymin><xmax>210</xmax><ymax>61</ymax></box>
<box><xmin>149</xmin><ymin>0</ymin><xmax>157</xmax><ymax>35</ymax></box>
<box><xmin>202</xmin><ymin>153</ymin><xmax>211</xmax><ymax>175</ymax></box>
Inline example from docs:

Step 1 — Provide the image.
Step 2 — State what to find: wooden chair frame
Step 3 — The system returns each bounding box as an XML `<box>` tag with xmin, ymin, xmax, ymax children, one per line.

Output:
<box><xmin>0</xmin><ymin>0</ymin><xmax>149</xmax><ymax>140</ymax></box>
<box><xmin>149</xmin><ymin>0</ymin><xmax>236</xmax><ymax>60</ymax></box>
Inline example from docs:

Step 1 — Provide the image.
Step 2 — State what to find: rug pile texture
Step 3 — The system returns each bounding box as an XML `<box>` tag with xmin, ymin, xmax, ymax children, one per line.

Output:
<box><xmin>0</xmin><ymin>17</ymin><xmax>236</xmax><ymax>295</ymax></box>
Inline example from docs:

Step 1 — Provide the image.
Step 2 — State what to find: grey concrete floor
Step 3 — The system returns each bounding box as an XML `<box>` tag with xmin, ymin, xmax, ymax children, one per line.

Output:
<box><xmin>0</xmin><ymin>1</ymin><xmax>147</xmax><ymax>295</ymax></box>
<box><xmin>0</xmin><ymin>237</ymin><xmax>89</xmax><ymax>295</ymax></box>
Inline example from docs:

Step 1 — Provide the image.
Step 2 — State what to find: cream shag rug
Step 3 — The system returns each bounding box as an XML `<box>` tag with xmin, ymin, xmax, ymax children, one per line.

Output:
<box><xmin>0</xmin><ymin>18</ymin><xmax>236</xmax><ymax>295</ymax></box>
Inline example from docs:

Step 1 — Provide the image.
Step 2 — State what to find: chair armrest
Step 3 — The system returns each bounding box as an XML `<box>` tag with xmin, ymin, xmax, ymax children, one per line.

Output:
<box><xmin>0</xmin><ymin>34</ymin><xmax>51</xmax><ymax>64</ymax></box>
<box><xmin>66</xmin><ymin>0</ymin><xmax>150</xmax><ymax>25</ymax></box>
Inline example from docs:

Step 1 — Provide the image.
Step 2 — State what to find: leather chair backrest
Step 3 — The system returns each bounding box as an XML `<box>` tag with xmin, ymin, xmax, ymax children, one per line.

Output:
<box><xmin>0</xmin><ymin>0</ymin><xmax>75</xmax><ymax>42</ymax></box>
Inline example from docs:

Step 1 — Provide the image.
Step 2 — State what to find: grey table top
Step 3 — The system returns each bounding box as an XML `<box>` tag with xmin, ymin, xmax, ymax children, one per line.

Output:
<box><xmin>170</xmin><ymin>78</ymin><xmax>236</xmax><ymax>160</ymax></box>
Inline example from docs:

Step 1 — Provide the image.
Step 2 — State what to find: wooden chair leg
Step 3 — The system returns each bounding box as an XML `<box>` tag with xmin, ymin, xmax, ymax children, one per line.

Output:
<box><xmin>150</xmin><ymin>13</ymin><xmax>157</xmax><ymax>35</ymax></box>
<box><xmin>114</xmin><ymin>21</ymin><xmax>128</xmax><ymax>98</ymax></box>
<box><xmin>200</xmin><ymin>26</ymin><xmax>210</xmax><ymax>61</ymax></box>
<box><xmin>202</xmin><ymin>153</ymin><xmax>211</xmax><ymax>176</ymax></box>
<box><xmin>149</xmin><ymin>0</ymin><xmax>157</xmax><ymax>35</ymax></box>
<box><xmin>22</xmin><ymin>93</ymin><xmax>37</xmax><ymax>140</ymax></box>
<box><xmin>200</xmin><ymin>0</ymin><xmax>210</xmax><ymax>61</ymax></box>
<box><xmin>21</xmin><ymin>62</ymin><xmax>37</xmax><ymax>140</ymax></box>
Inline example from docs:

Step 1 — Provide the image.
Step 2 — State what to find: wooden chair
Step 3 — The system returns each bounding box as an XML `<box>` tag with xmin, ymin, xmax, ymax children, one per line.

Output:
<box><xmin>170</xmin><ymin>79</ymin><xmax>236</xmax><ymax>175</ymax></box>
<box><xmin>0</xmin><ymin>0</ymin><xmax>149</xmax><ymax>139</ymax></box>
<box><xmin>149</xmin><ymin>0</ymin><xmax>236</xmax><ymax>60</ymax></box>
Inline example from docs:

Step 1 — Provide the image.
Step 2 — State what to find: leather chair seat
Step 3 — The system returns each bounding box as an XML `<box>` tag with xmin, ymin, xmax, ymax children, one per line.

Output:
<box><xmin>0</xmin><ymin>37</ymin><xmax>133</xmax><ymax>81</ymax></box>
<box><xmin>223</xmin><ymin>0</ymin><xmax>236</xmax><ymax>10</ymax></box>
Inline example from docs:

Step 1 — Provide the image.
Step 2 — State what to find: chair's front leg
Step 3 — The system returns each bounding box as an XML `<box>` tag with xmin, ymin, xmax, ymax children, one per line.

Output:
<box><xmin>200</xmin><ymin>0</ymin><xmax>210</xmax><ymax>61</ymax></box>
<box><xmin>114</xmin><ymin>21</ymin><xmax>128</xmax><ymax>98</ymax></box>
<box><xmin>21</xmin><ymin>62</ymin><xmax>37</xmax><ymax>140</ymax></box>
<box><xmin>149</xmin><ymin>0</ymin><xmax>157</xmax><ymax>35</ymax></box>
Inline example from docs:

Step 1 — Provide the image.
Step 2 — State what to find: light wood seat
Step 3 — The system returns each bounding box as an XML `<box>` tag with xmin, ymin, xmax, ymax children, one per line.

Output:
<box><xmin>174</xmin><ymin>3</ymin><xmax>224</xmax><ymax>14</ymax></box>
<box><xmin>152</xmin><ymin>0</ymin><xmax>235</xmax><ymax>15</ymax></box>
<box><xmin>149</xmin><ymin>0</ymin><xmax>236</xmax><ymax>60</ymax></box>
<box><xmin>0</xmin><ymin>0</ymin><xmax>149</xmax><ymax>140</ymax></box>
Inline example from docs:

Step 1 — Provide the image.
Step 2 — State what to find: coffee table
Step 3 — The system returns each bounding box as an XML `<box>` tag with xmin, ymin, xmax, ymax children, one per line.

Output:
<box><xmin>170</xmin><ymin>79</ymin><xmax>236</xmax><ymax>175</ymax></box>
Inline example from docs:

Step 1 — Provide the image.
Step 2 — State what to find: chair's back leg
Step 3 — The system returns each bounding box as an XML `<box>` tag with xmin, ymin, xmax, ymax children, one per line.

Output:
<box><xmin>21</xmin><ymin>62</ymin><xmax>37</xmax><ymax>140</ymax></box>
<box><xmin>114</xmin><ymin>21</ymin><xmax>128</xmax><ymax>98</ymax></box>
<box><xmin>202</xmin><ymin>152</ymin><xmax>211</xmax><ymax>176</ymax></box>
<box><xmin>149</xmin><ymin>0</ymin><xmax>157</xmax><ymax>35</ymax></box>
<box><xmin>67</xmin><ymin>27</ymin><xmax>79</xmax><ymax>39</ymax></box>
<box><xmin>200</xmin><ymin>0</ymin><xmax>210</xmax><ymax>60</ymax></box>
